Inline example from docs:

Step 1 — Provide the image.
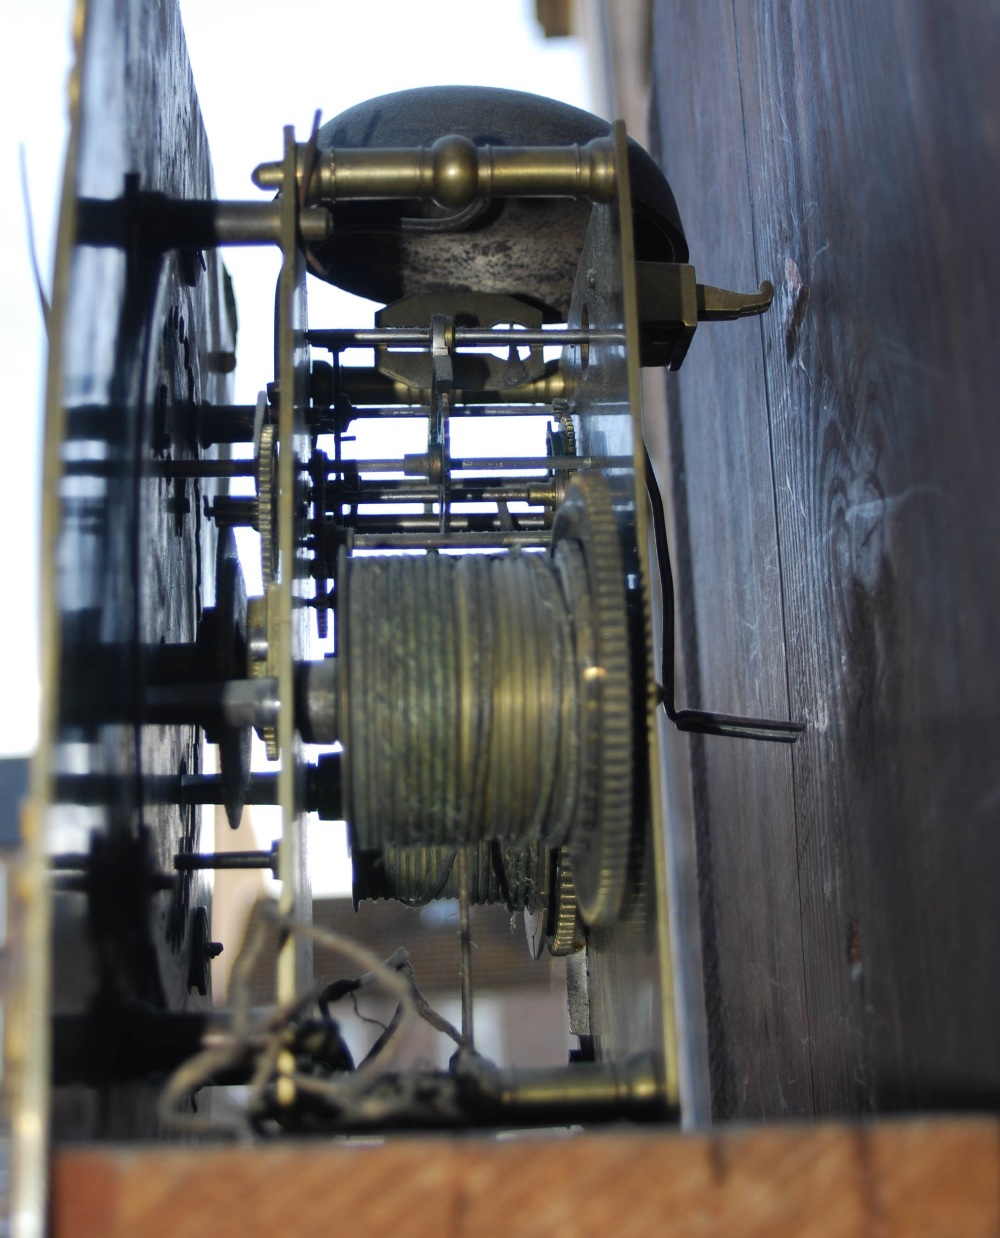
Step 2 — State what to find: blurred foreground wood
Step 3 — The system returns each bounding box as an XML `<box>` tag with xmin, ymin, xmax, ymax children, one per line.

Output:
<box><xmin>53</xmin><ymin>1117</ymin><xmax>1000</xmax><ymax>1237</ymax></box>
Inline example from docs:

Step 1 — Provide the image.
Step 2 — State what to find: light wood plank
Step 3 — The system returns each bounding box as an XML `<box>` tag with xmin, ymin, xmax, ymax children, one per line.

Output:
<box><xmin>53</xmin><ymin>1119</ymin><xmax>1000</xmax><ymax>1237</ymax></box>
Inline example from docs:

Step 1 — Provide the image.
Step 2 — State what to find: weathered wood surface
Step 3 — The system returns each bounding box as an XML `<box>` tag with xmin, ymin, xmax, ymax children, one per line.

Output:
<box><xmin>52</xmin><ymin>1117</ymin><xmax>1000</xmax><ymax>1237</ymax></box>
<box><xmin>650</xmin><ymin>0</ymin><xmax>1000</xmax><ymax>1117</ymax></box>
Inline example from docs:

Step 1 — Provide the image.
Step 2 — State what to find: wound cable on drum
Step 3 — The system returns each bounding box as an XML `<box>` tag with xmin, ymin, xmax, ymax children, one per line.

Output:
<box><xmin>342</xmin><ymin>552</ymin><xmax>581</xmax><ymax>853</ymax></box>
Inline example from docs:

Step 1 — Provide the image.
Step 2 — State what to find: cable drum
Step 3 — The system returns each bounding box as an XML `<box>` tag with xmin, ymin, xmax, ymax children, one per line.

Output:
<box><xmin>497</xmin><ymin>839</ymin><xmax>549</xmax><ymax>913</ymax></box>
<box><xmin>352</xmin><ymin>841</ymin><xmax>502</xmax><ymax>907</ymax></box>
<box><xmin>338</xmin><ymin>470</ymin><xmax>634</xmax><ymax>927</ymax></box>
<box><xmin>351</xmin><ymin>839</ymin><xmax>546</xmax><ymax>910</ymax></box>
<box><xmin>340</xmin><ymin>550</ymin><xmax>581</xmax><ymax>851</ymax></box>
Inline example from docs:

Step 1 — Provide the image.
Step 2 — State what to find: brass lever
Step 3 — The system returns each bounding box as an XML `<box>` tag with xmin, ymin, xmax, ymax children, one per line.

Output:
<box><xmin>696</xmin><ymin>279</ymin><xmax>775</xmax><ymax>321</ymax></box>
<box><xmin>636</xmin><ymin>264</ymin><xmax>775</xmax><ymax>369</ymax></box>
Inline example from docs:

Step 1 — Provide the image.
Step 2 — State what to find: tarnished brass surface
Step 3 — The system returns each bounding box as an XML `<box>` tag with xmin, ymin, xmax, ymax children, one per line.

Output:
<box><xmin>353</xmin><ymin>841</ymin><xmax>549</xmax><ymax>916</ymax></box>
<box><xmin>545</xmin><ymin>850</ymin><xmax>586</xmax><ymax>957</ymax></box>
<box><xmin>339</xmin><ymin>552</ymin><xmax>583</xmax><ymax>851</ymax></box>
<box><xmin>353</xmin><ymin>843</ymin><xmax>499</xmax><ymax>907</ymax></box>
<box><xmin>339</xmin><ymin>364</ymin><xmax>568</xmax><ymax>406</ymax></box>
<box><xmin>18</xmin><ymin>22</ymin><xmax>696</xmax><ymax>1213</ymax></box>
<box><xmin>375</xmin><ymin>293</ymin><xmax>547</xmax><ymax>391</ymax></box>
<box><xmin>303</xmin><ymin>86</ymin><xmax>687</xmax><ymax>321</ymax></box>
<box><xmin>274</xmin><ymin>127</ymin><xmax>312</xmax><ymax>1003</ymax></box>
<box><xmin>560</xmin><ymin>122</ymin><xmax>678</xmax><ymax>1101</ymax></box>
<box><xmin>551</xmin><ymin>473</ymin><xmax>634</xmax><ymax>927</ymax></box>
<box><xmin>253</xmin><ymin>135</ymin><xmax>617</xmax><ymax>209</ymax></box>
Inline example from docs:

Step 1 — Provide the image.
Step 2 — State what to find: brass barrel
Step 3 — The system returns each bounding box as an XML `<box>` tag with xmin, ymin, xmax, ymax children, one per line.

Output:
<box><xmin>253</xmin><ymin>134</ymin><xmax>616</xmax><ymax>209</ymax></box>
<box><xmin>351</xmin><ymin>840</ymin><xmax>547</xmax><ymax>912</ymax></box>
<box><xmin>340</xmin><ymin>552</ymin><xmax>580</xmax><ymax>852</ymax></box>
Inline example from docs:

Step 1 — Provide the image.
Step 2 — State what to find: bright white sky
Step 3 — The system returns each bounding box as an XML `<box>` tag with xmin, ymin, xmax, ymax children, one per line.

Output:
<box><xmin>1</xmin><ymin>0</ymin><xmax>592</xmax><ymax>890</ymax></box>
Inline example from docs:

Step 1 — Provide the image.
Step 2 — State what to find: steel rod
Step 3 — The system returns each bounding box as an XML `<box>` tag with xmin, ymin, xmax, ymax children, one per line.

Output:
<box><xmin>308</xmin><ymin>326</ymin><xmax>606</xmax><ymax>349</ymax></box>
<box><xmin>456</xmin><ymin>848</ymin><xmax>474</xmax><ymax>1049</ymax></box>
<box><xmin>325</xmin><ymin>402</ymin><xmax>560</xmax><ymax>417</ymax></box>
<box><xmin>179</xmin><ymin>774</ymin><xmax>280</xmax><ymax>806</ymax></box>
<box><xmin>329</xmin><ymin>482</ymin><xmax>542</xmax><ymax>503</ymax></box>
<box><xmin>174</xmin><ymin>850</ymin><xmax>276</xmax><ymax>872</ymax></box>
<box><xmin>346</xmin><ymin>514</ymin><xmax>547</xmax><ymax>533</ymax></box>
<box><xmin>335</xmin><ymin>455</ymin><xmax>594</xmax><ymax>475</ymax></box>
<box><xmin>352</xmin><ymin>531</ymin><xmax>547</xmax><ymax>549</ymax></box>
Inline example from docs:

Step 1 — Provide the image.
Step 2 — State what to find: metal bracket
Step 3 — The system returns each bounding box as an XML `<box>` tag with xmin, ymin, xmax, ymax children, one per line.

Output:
<box><xmin>636</xmin><ymin>261</ymin><xmax>775</xmax><ymax>371</ymax></box>
<box><xmin>644</xmin><ymin>448</ymin><xmax>804</xmax><ymax>744</ymax></box>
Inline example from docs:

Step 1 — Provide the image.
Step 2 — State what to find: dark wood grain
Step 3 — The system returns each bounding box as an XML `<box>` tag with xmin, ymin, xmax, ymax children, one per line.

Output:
<box><xmin>650</xmin><ymin>0</ymin><xmax>1000</xmax><ymax>1116</ymax></box>
<box><xmin>735</xmin><ymin>0</ymin><xmax>1000</xmax><ymax>1113</ymax></box>
<box><xmin>650</xmin><ymin>1</ymin><xmax>810</xmax><ymax>1118</ymax></box>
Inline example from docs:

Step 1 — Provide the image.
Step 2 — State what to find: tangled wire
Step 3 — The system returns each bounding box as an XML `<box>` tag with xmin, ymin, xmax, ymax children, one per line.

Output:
<box><xmin>157</xmin><ymin>898</ymin><xmax>468</xmax><ymax>1136</ymax></box>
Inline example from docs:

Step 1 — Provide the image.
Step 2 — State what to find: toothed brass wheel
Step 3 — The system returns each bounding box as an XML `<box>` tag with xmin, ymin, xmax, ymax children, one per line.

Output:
<box><xmin>546</xmin><ymin>849</ymin><xmax>585</xmax><ymax>956</ymax></box>
<box><xmin>551</xmin><ymin>471</ymin><xmax>634</xmax><ymax>928</ymax></box>
<box><xmin>337</xmin><ymin>471</ymin><xmax>633</xmax><ymax>928</ymax></box>
<box><xmin>256</xmin><ymin>423</ymin><xmax>278</xmax><ymax>584</ymax></box>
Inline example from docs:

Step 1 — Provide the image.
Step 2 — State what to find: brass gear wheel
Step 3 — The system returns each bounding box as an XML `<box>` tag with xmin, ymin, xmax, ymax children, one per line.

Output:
<box><xmin>551</xmin><ymin>471</ymin><xmax>633</xmax><ymax>928</ymax></box>
<box><xmin>546</xmin><ymin>848</ymin><xmax>585</xmax><ymax>956</ymax></box>
<box><xmin>256</xmin><ymin>423</ymin><xmax>278</xmax><ymax>584</ymax></box>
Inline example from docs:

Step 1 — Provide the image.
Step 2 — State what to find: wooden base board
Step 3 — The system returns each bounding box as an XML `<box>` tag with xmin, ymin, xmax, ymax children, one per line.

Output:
<box><xmin>53</xmin><ymin>1118</ymin><xmax>999</xmax><ymax>1237</ymax></box>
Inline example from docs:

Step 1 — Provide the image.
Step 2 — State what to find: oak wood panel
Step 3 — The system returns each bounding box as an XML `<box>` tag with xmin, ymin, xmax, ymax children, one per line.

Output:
<box><xmin>733</xmin><ymin>0</ymin><xmax>1000</xmax><ymax>1113</ymax></box>
<box><xmin>651</xmin><ymin>0</ymin><xmax>1000</xmax><ymax>1117</ymax></box>
<box><xmin>649</xmin><ymin>2</ymin><xmax>810</xmax><ymax>1117</ymax></box>
<box><xmin>52</xmin><ymin>1118</ymin><xmax>1000</xmax><ymax>1238</ymax></box>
